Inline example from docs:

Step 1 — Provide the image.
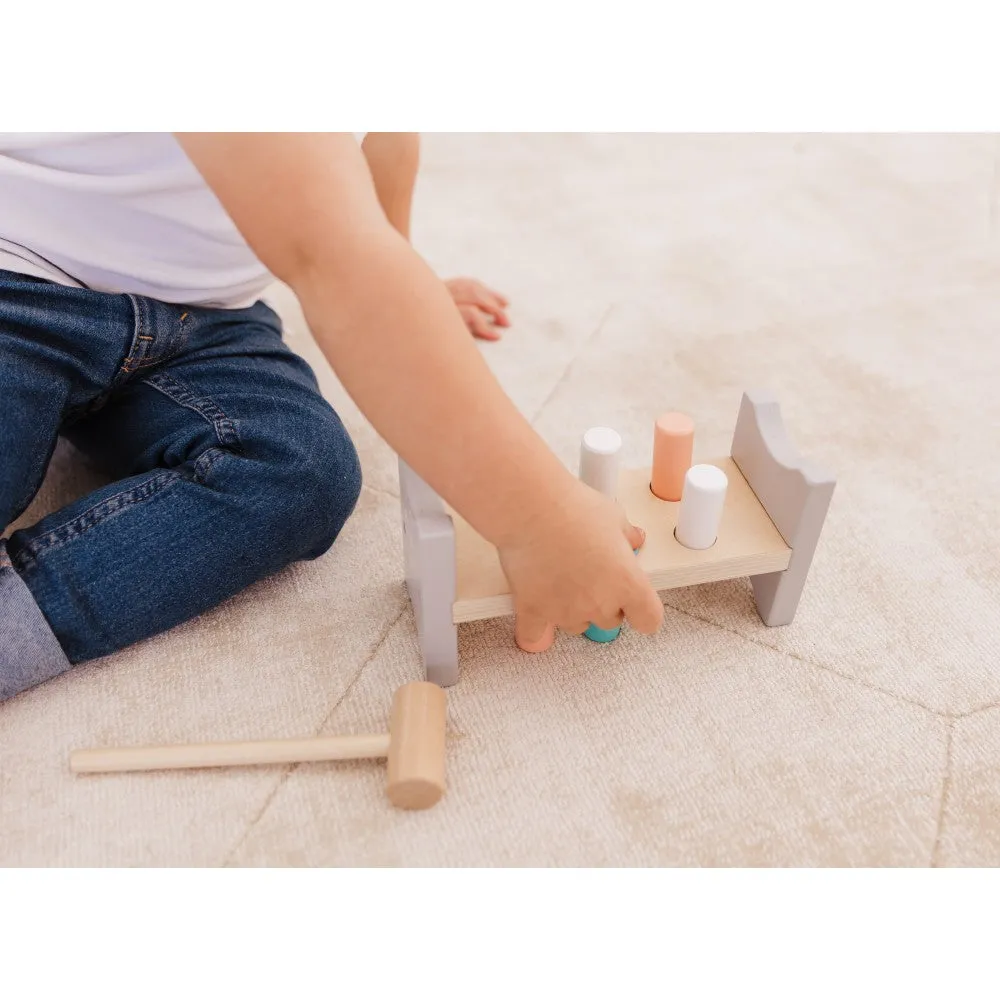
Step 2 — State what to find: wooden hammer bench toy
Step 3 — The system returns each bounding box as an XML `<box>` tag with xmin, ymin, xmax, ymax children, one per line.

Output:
<box><xmin>69</xmin><ymin>391</ymin><xmax>834</xmax><ymax>812</ymax></box>
<box><xmin>400</xmin><ymin>389</ymin><xmax>836</xmax><ymax>687</ymax></box>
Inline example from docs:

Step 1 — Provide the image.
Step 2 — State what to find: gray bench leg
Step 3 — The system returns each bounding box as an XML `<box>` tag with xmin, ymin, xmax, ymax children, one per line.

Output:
<box><xmin>730</xmin><ymin>390</ymin><xmax>836</xmax><ymax>626</ymax></box>
<box><xmin>399</xmin><ymin>458</ymin><xmax>460</xmax><ymax>687</ymax></box>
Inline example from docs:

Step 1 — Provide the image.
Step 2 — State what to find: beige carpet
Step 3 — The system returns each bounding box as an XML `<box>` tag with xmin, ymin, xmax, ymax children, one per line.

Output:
<box><xmin>3</xmin><ymin>133</ymin><xmax>999</xmax><ymax>867</ymax></box>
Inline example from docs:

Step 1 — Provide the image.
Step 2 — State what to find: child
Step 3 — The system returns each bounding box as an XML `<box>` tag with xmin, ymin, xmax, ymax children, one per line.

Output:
<box><xmin>0</xmin><ymin>132</ymin><xmax>662</xmax><ymax>702</ymax></box>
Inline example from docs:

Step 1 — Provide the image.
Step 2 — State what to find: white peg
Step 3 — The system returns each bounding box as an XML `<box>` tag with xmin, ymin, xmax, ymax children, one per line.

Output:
<box><xmin>579</xmin><ymin>427</ymin><xmax>622</xmax><ymax>499</ymax></box>
<box><xmin>675</xmin><ymin>464</ymin><xmax>728</xmax><ymax>549</ymax></box>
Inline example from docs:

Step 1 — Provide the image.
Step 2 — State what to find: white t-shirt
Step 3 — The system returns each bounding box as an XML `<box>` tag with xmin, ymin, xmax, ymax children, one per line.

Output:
<box><xmin>0</xmin><ymin>132</ymin><xmax>365</xmax><ymax>310</ymax></box>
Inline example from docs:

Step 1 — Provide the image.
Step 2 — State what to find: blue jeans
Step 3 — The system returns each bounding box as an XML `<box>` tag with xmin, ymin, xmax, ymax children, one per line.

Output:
<box><xmin>0</xmin><ymin>269</ymin><xmax>362</xmax><ymax>701</ymax></box>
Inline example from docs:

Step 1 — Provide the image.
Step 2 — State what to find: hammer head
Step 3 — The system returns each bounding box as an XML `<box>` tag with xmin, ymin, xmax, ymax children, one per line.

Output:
<box><xmin>386</xmin><ymin>681</ymin><xmax>447</xmax><ymax>809</ymax></box>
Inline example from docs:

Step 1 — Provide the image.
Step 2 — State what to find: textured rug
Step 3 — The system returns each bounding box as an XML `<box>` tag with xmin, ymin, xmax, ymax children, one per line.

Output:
<box><xmin>2</xmin><ymin>133</ymin><xmax>998</xmax><ymax>866</ymax></box>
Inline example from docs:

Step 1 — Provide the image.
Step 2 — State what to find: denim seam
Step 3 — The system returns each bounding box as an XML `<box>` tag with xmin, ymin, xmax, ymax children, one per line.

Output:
<box><xmin>191</xmin><ymin>446</ymin><xmax>225</xmax><ymax>482</ymax></box>
<box><xmin>115</xmin><ymin>293</ymin><xmax>151</xmax><ymax>384</ymax></box>
<box><xmin>115</xmin><ymin>296</ymin><xmax>191</xmax><ymax>380</ymax></box>
<box><xmin>8</xmin><ymin>442</ymin><xmax>233</xmax><ymax>574</ymax></box>
<box><xmin>141</xmin><ymin>372</ymin><xmax>243</xmax><ymax>452</ymax></box>
<box><xmin>10</xmin><ymin>468</ymin><xmax>185</xmax><ymax>572</ymax></box>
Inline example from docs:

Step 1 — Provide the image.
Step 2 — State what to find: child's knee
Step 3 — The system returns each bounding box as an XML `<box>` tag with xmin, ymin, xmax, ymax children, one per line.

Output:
<box><xmin>303</xmin><ymin>424</ymin><xmax>363</xmax><ymax>554</ymax></box>
<box><xmin>269</xmin><ymin>416</ymin><xmax>362</xmax><ymax>560</ymax></box>
<box><xmin>202</xmin><ymin>403</ymin><xmax>362</xmax><ymax>567</ymax></box>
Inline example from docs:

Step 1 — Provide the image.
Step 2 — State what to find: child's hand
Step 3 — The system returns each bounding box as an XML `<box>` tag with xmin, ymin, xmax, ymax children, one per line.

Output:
<box><xmin>445</xmin><ymin>277</ymin><xmax>510</xmax><ymax>341</ymax></box>
<box><xmin>497</xmin><ymin>482</ymin><xmax>664</xmax><ymax>648</ymax></box>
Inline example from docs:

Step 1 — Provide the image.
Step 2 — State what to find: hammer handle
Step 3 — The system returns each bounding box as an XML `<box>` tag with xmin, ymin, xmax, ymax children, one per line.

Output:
<box><xmin>70</xmin><ymin>732</ymin><xmax>392</xmax><ymax>774</ymax></box>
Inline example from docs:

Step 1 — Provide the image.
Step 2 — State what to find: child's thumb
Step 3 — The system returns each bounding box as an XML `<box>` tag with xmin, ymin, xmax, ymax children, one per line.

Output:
<box><xmin>623</xmin><ymin>520</ymin><xmax>646</xmax><ymax>553</ymax></box>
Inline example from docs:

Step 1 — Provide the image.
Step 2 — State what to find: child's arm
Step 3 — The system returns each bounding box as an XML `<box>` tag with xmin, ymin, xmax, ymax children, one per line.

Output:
<box><xmin>360</xmin><ymin>132</ymin><xmax>420</xmax><ymax>240</ymax></box>
<box><xmin>176</xmin><ymin>133</ymin><xmax>663</xmax><ymax>644</ymax></box>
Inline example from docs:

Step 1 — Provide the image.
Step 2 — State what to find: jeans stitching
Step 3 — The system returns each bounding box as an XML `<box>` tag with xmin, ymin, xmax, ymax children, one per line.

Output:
<box><xmin>9</xmin><ymin>443</ymin><xmax>233</xmax><ymax>572</ymax></box>
<box><xmin>141</xmin><ymin>372</ymin><xmax>243</xmax><ymax>452</ymax></box>
<box><xmin>114</xmin><ymin>294</ymin><xmax>150</xmax><ymax>385</ymax></box>
<box><xmin>115</xmin><ymin>296</ymin><xmax>191</xmax><ymax>382</ymax></box>
<box><xmin>11</xmin><ymin>469</ymin><xmax>185</xmax><ymax>572</ymax></box>
<box><xmin>192</xmin><ymin>447</ymin><xmax>224</xmax><ymax>482</ymax></box>
<box><xmin>12</xmin><ymin>367</ymin><xmax>243</xmax><ymax>572</ymax></box>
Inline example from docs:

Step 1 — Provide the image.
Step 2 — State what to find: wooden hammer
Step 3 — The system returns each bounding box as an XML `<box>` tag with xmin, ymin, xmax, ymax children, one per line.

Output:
<box><xmin>69</xmin><ymin>681</ymin><xmax>447</xmax><ymax>810</ymax></box>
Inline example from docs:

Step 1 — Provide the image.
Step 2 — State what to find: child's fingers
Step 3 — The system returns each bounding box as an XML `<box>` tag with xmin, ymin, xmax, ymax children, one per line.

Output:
<box><xmin>622</xmin><ymin>512</ymin><xmax>661</xmax><ymax>635</ymax></box>
<box><xmin>623</xmin><ymin>574</ymin><xmax>664</xmax><ymax>636</ymax></box>
<box><xmin>468</xmin><ymin>284</ymin><xmax>510</xmax><ymax>324</ymax></box>
<box><xmin>447</xmin><ymin>277</ymin><xmax>509</xmax><ymax>310</ymax></box>
<box><xmin>463</xmin><ymin>306</ymin><xmax>502</xmax><ymax>341</ymax></box>
<box><xmin>623</xmin><ymin>521</ymin><xmax>647</xmax><ymax>552</ymax></box>
<box><xmin>515</xmin><ymin>613</ymin><xmax>555</xmax><ymax>653</ymax></box>
<box><xmin>447</xmin><ymin>278</ymin><xmax>510</xmax><ymax>325</ymax></box>
<box><xmin>591</xmin><ymin>609</ymin><xmax>626</xmax><ymax>631</ymax></box>
<box><xmin>476</xmin><ymin>301</ymin><xmax>508</xmax><ymax>326</ymax></box>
